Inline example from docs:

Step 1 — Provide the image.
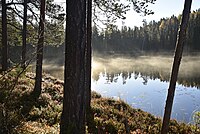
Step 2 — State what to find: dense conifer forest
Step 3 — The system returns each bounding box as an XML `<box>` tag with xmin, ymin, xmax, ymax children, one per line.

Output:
<box><xmin>2</xmin><ymin>9</ymin><xmax>200</xmax><ymax>64</ymax></box>
<box><xmin>92</xmin><ymin>9</ymin><xmax>200</xmax><ymax>54</ymax></box>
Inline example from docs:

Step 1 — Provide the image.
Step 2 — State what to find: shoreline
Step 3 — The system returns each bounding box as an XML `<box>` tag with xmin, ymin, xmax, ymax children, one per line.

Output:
<box><xmin>0</xmin><ymin>71</ymin><xmax>199</xmax><ymax>133</ymax></box>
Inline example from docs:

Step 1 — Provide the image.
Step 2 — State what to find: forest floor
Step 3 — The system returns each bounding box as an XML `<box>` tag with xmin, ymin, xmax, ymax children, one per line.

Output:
<box><xmin>0</xmin><ymin>69</ymin><xmax>199</xmax><ymax>133</ymax></box>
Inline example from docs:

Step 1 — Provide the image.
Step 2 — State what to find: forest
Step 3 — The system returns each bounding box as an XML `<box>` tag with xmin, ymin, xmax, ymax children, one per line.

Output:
<box><xmin>5</xmin><ymin>8</ymin><xmax>200</xmax><ymax>64</ymax></box>
<box><xmin>0</xmin><ymin>0</ymin><xmax>199</xmax><ymax>133</ymax></box>
<box><xmin>92</xmin><ymin>9</ymin><xmax>200</xmax><ymax>54</ymax></box>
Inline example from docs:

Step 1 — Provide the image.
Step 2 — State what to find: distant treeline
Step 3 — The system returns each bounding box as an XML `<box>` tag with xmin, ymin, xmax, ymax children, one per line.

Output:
<box><xmin>92</xmin><ymin>9</ymin><xmax>200</xmax><ymax>54</ymax></box>
<box><xmin>6</xmin><ymin>9</ymin><xmax>200</xmax><ymax>63</ymax></box>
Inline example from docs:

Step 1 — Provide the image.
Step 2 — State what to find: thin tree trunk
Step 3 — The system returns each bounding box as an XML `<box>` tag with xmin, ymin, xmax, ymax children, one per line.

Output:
<box><xmin>161</xmin><ymin>0</ymin><xmax>192</xmax><ymax>133</ymax></box>
<box><xmin>60</xmin><ymin>0</ymin><xmax>87</xmax><ymax>133</ymax></box>
<box><xmin>22</xmin><ymin>0</ymin><xmax>28</xmax><ymax>69</ymax></box>
<box><xmin>86</xmin><ymin>0</ymin><xmax>92</xmax><ymax>123</ymax></box>
<box><xmin>1</xmin><ymin>0</ymin><xmax>8</xmax><ymax>71</ymax></box>
<box><xmin>34</xmin><ymin>0</ymin><xmax>46</xmax><ymax>97</ymax></box>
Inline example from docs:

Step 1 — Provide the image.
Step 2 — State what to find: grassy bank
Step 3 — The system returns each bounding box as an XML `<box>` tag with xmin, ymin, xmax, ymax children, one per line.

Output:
<box><xmin>0</xmin><ymin>69</ymin><xmax>199</xmax><ymax>133</ymax></box>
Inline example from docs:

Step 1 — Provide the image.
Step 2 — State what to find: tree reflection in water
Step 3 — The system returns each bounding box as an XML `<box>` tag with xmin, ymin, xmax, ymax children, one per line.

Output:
<box><xmin>92</xmin><ymin>55</ymin><xmax>200</xmax><ymax>89</ymax></box>
<box><xmin>42</xmin><ymin>55</ymin><xmax>200</xmax><ymax>123</ymax></box>
<box><xmin>91</xmin><ymin>55</ymin><xmax>200</xmax><ymax>123</ymax></box>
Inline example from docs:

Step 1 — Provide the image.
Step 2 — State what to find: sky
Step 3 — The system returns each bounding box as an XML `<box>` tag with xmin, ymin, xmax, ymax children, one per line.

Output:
<box><xmin>55</xmin><ymin>0</ymin><xmax>200</xmax><ymax>28</ymax></box>
<box><xmin>118</xmin><ymin>0</ymin><xmax>200</xmax><ymax>28</ymax></box>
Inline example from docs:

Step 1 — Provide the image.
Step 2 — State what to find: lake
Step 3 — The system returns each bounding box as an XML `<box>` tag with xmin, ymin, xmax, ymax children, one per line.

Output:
<box><xmin>43</xmin><ymin>55</ymin><xmax>200</xmax><ymax>123</ymax></box>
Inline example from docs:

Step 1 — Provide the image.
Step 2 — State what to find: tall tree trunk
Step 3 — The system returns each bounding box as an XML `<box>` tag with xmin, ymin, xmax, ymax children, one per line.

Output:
<box><xmin>86</xmin><ymin>0</ymin><xmax>92</xmax><ymax>123</ymax></box>
<box><xmin>1</xmin><ymin>0</ymin><xmax>8</xmax><ymax>71</ymax></box>
<box><xmin>22</xmin><ymin>0</ymin><xmax>28</xmax><ymax>69</ymax></box>
<box><xmin>161</xmin><ymin>0</ymin><xmax>192</xmax><ymax>133</ymax></box>
<box><xmin>34</xmin><ymin>0</ymin><xmax>46</xmax><ymax>97</ymax></box>
<box><xmin>60</xmin><ymin>0</ymin><xmax>87</xmax><ymax>133</ymax></box>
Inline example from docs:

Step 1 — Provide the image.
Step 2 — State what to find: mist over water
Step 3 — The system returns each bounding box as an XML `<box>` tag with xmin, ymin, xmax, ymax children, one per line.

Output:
<box><xmin>92</xmin><ymin>54</ymin><xmax>200</xmax><ymax>123</ymax></box>
<box><xmin>42</xmin><ymin>54</ymin><xmax>200</xmax><ymax>123</ymax></box>
<box><xmin>92</xmin><ymin>54</ymin><xmax>200</xmax><ymax>87</ymax></box>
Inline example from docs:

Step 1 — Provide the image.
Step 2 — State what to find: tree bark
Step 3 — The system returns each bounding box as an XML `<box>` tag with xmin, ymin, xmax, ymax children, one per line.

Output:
<box><xmin>21</xmin><ymin>0</ymin><xmax>28</xmax><ymax>69</ymax></box>
<box><xmin>161</xmin><ymin>0</ymin><xmax>192</xmax><ymax>133</ymax></box>
<box><xmin>60</xmin><ymin>0</ymin><xmax>87</xmax><ymax>133</ymax></box>
<box><xmin>1</xmin><ymin>0</ymin><xmax>8</xmax><ymax>71</ymax></box>
<box><xmin>34</xmin><ymin>0</ymin><xmax>46</xmax><ymax>97</ymax></box>
<box><xmin>86</xmin><ymin>0</ymin><xmax>92</xmax><ymax>123</ymax></box>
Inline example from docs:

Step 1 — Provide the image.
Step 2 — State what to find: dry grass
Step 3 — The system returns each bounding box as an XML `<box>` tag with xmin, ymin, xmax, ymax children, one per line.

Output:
<box><xmin>0</xmin><ymin>69</ymin><xmax>199</xmax><ymax>133</ymax></box>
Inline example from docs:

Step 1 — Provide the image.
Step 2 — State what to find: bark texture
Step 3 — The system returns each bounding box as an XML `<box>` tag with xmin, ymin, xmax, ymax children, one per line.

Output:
<box><xmin>60</xmin><ymin>0</ymin><xmax>87</xmax><ymax>133</ymax></box>
<box><xmin>86</xmin><ymin>0</ymin><xmax>92</xmax><ymax>123</ymax></box>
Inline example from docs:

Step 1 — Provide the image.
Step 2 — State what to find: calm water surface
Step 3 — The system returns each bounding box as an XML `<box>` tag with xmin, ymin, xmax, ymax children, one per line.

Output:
<box><xmin>44</xmin><ymin>55</ymin><xmax>200</xmax><ymax>123</ymax></box>
<box><xmin>91</xmin><ymin>55</ymin><xmax>200</xmax><ymax>123</ymax></box>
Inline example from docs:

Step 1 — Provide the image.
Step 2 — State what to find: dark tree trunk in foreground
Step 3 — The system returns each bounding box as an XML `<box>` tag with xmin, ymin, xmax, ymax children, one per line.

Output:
<box><xmin>161</xmin><ymin>0</ymin><xmax>192</xmax><ymax>133</ymax></box>
<box><xmin>86</xmin><ymin>0</ymin><xmax>92</xmax><ymax>123</ymax></box>
<box><xmin>21</xmin><ymin>0</ymin><xmax>28</xmax><ymax>69</ymax></box>
<box><xmin>1</xmin><ymin>0</ymin><xmax>8</xmax><ymax>71</ymax></box>
<box><xmin>60</xmin><ymin>0</ymin><xmax>87</xmax><ymax>133</ymax></box>
<box><xmin>34</xmin><ymin>0</ymin><xmax>45</xmax><ymax>97</ymax></box>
